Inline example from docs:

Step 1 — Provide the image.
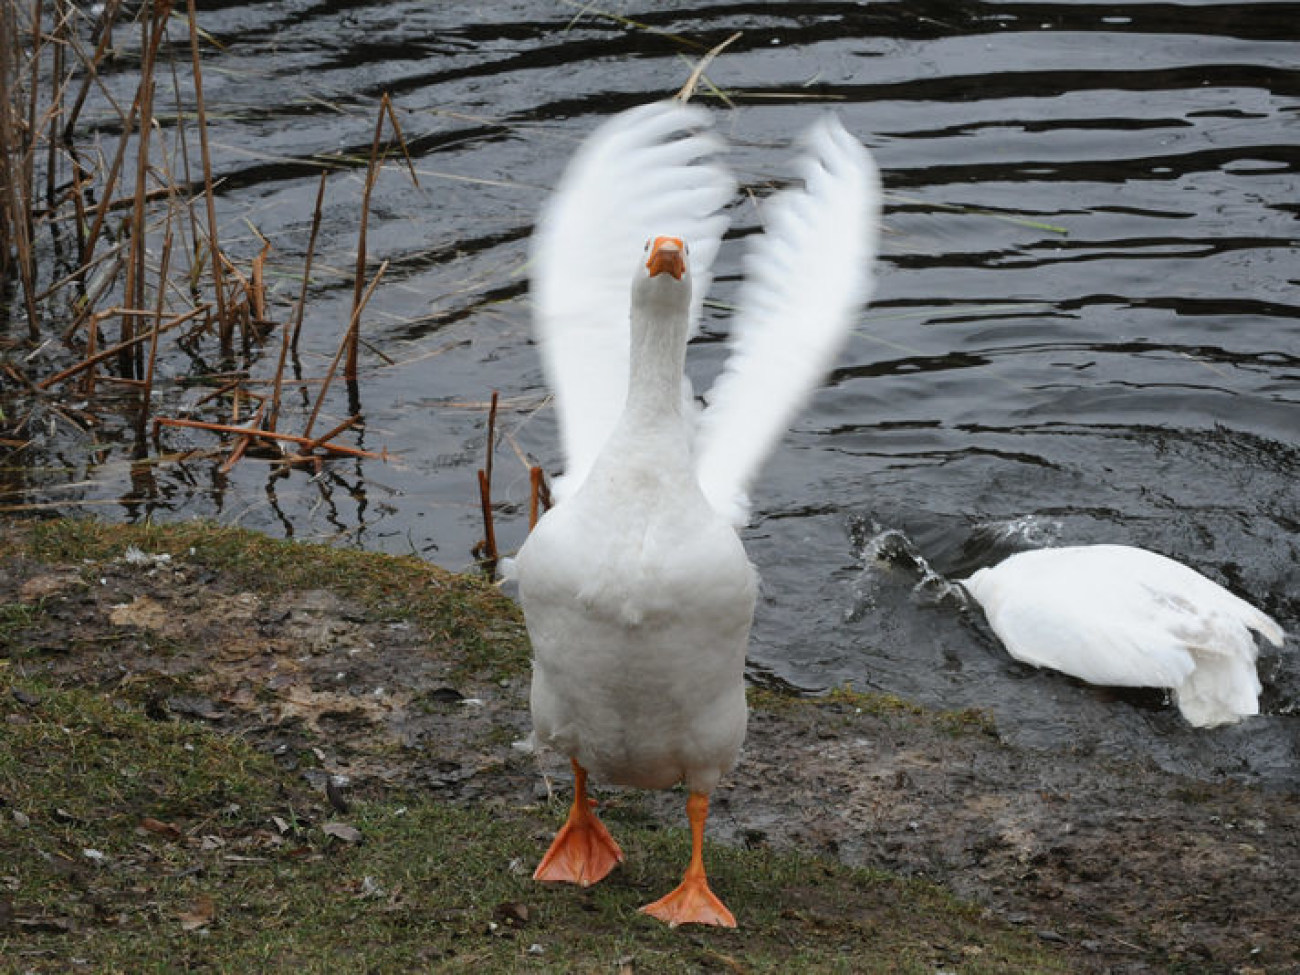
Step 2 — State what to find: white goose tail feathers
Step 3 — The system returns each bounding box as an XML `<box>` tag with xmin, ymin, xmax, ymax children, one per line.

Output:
<box><xmin>694</xmin><ymin>115</ymin><xmax>883</xmax><ymax>525</ymax></box>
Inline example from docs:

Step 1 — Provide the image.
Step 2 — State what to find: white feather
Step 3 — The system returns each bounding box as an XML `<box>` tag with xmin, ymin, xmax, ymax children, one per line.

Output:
<box><xmin>963</xmin><ymin>544</ymin><xmax>1285</xmax><ymax>728</ymax></box>
<box><xmin>695</xmin><ymin>116</ymin><xmax>882</xmax><ymax>524</ymax></box>
<box><xmin>531</xmin><ymin>102</ymin><xmax>735</xmax><ymax>500</ymax></box>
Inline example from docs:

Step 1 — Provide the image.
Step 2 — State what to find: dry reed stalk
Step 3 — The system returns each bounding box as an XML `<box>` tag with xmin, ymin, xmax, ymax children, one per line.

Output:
<box><xmin>476</xmin><ymin>469</ymin><xmax>498</xmax><ymax>577</ymax></box>
<box><xmin>43</xmin><ymin>0</ymin><xmax>67</xmax><ymax>214</ymax></box>
<box><xmin>286</xmin><ymin>413</ymin><xmax>364</xmax><ymax>466</ymax></box>
<box><xmin>674</xmin><ymin>31</ymin><xmax>741</xmax><ymax>104</ymax></box>
<box><xmin>347</xmin><ymin>92</ymin><xmax>418</xmax><ymax>381</ymax></box>
<box><xmin>122</xmin><ymin>2</ymin><xmax>171</xmax><ymax>380</ymax></box>
<box><xmin>153</xmin><ymin>415</ymin><xmax>384</xmax><ymax>461</ymax></box>
<box><xmin>301</xmin><ymin>258</ymin><xmax>388</xmax><ymax>440</ymax></box>
<box><xmin>475</xmin><ymin>391</ymin><xmax>501</xmax><ymax>574</ymax></box>
<box><xmin>184</xmin><ymin>0</ymin><xmax>229</xmax><ymax>357</ymax></box>
<box><xmin>528</xmin><ymin>465</ymin><xmax>546</xmax><ymax>530</ymax></box>
<box><xmin>289</xmin><ymin>170</ymin><xmax>329</xmax><ymax>356</ymax></box>
<box><xmin>61</xmin><ymin>0</ymin><xmax>124</xmax><ymax>146</ymax></box>
<box><xmin>218</xmin><ymin>399</ymin><xmax>266</xmax><ymax>473</ymax></box>
<box><xmin>136</xmin><ymin>224</ymin><xmax>174</xmax><ymax>446</ymax></box>
<box><xmin>0</xmin><ymin>0</ymin><xmax>40</xmax><ymax>338</ymax></box>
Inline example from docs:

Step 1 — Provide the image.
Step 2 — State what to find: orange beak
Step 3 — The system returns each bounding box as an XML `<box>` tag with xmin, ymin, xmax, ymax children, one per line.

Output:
<box><xmin>645</xmin><ymin>236</ymin><xmax>686</xmax><ymax>280</ymax></box>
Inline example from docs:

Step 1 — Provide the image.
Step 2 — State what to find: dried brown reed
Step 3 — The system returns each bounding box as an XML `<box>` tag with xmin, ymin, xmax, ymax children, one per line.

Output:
<box><xmin>1</xmin><ymin>0</ymin><xmax>401</xmax><ymax>477</ymax></box>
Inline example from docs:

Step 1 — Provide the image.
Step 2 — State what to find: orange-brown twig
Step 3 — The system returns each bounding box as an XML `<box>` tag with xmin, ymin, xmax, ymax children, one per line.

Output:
<box><xmin>528</xmin><ymin>465</ymin><xmax>545</xmax><ymax>530</ymax></box>
<box><xmin>476</xmin><ymin>391</ymin><xmax>501</xmax><ymax>574</ymax></box>
<box><xmin>153</xmin><ymin>416</ymin><xmax>385</xmax><ymax>461</ymax></box>
<box><xmin>476</xmin><ymin>469</ymin><xmax>498</xmax><ymax>577</ymax></box>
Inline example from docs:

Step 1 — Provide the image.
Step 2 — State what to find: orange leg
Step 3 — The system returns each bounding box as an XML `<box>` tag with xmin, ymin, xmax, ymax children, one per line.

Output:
<box><xmin>640</xmin><ymin>792</ymin><xmax>736</xmax><ymax>928</ymax></box>
<box><xmin>534</xmin><ymin>759</ymin><xmax>624</xmax><ymax>886</ymax></box>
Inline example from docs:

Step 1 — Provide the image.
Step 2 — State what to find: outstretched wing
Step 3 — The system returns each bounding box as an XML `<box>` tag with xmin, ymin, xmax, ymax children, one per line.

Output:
<box><xmin>693</xmin><ymin>115</ymin><xmax>882</xmax><ymax>525</ymax></box>
<box><xmin>531</xmin><ymin>101</ymin><xmax>735</xmax><ymax>496</ymax></box>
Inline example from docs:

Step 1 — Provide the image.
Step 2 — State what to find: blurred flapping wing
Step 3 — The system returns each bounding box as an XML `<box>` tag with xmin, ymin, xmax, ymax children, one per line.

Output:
<box><xmin>694</xmin><ymin>116</ymin><xmax>882</xmax><ymax>525</ymax></box>
<box><xmin>531</xmin><ymin>101</ymin><xmax>735</xmax><ymax>496</ymax></box>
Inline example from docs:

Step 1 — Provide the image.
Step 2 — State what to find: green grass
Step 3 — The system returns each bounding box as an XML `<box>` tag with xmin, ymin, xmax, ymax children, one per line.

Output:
<box><xmin>0</xmin><ymin>680</ymin><xmax>1067</xmax><ymax>974</ymax></box>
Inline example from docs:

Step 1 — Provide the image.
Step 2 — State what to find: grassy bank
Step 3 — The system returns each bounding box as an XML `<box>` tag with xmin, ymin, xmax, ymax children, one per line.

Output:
<box><xmin>1</xmin><ymin>518</ymin><xmax>1069</xmax><ymax>972</ymax></box>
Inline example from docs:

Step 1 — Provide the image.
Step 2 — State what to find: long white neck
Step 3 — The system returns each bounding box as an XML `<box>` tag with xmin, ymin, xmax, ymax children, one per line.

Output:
<box><xmin>619</xmin><ymin>271</ymin><xmax>692</xmax><ymax>434</ymax></box>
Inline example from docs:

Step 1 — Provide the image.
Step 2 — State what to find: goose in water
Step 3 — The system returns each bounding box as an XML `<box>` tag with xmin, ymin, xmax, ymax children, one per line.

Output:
<box><xmin>962</xmin><ymin>544</ymin><xmax>1285</xmax><ymax>727</ymax></box>
<box><xmin>515</xmin><ymin>101</ymin><xmax>881</xmax><ymax>926</ymax></box>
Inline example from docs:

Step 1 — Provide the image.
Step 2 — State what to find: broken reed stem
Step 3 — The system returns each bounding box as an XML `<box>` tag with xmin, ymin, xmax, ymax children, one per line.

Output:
<box><xmin>185</xmin><ymin>0</ymin><xmax>229</xmax><ymax>358</ymax></box>
<box><xmin>484</xmin><ymin>390</ymin><xmax>499</xmax><ymax>490</ymax></box>
<box><xmin>289</xmin><ymin>170</ymin><xmax>329</xmax><ymax>356</ymax></box>
<box><xmin>38</xmin><ymin>305</ymin><xmax>210</xmax><ymax>389</ymax></box>
<box><xmin>136</xmin><ymin>224</ymin><xmax>174</xmax><ymax>448</ymax></box>
<box><xmin>674</xmin><ymin>31</ymin><xmax>742</xmax><ymax>104</ymax></box>
<box><xmin>528</xmin><ymin>466</ymin><xmax>545</xmax><ymax>529</ymax></box>
<box><xmin>348</xmin><ymin>95</ymin><xmax>387</xmax><ymax>381</ymax></box>
<box><xmin>475</xmin><ymin>391</ymin><xmax>502</xmax><ymax>575</ymax></box>
<box><xmin>123</xmin><ymin>2</ymin><xmax>170</xmax><ymax>380</ymax></box>
<box><xmin>44</xmin><ymin>0</ymin><xmax>67</xmax><ymax>214</ymax></box>
<box><xmin>301</xmin><ymin>258</ymin><xmax>389</xmax><ymax>441</ymax></box>
<box><xmin>61</xmin><ymin>0</ymin><xmax>123</xmax><ymax>145</ymax></box>
<box><xmin>288</xmin><ymin>413</ymin><xmax>363</xmax><ymax>464</ymax></box>
<box><xmin>477</xmin><ymin>469</ymin><xmax>498</xmax><ymax>577</ymax></box>
<box><xmin>80</xmin><ymin>6</ymin><xmax>161</xmax><ymax>289</ymax></box>
<box><xmin>346</xmin><ymin>93</ymin><xmax>418</xmax><ymax>381</ymax></box>
<box><xmin>218</xmin><ymin>400</ymin><xmax>266</xmax><ymax>473</ymax></box>
<box><xmin>0</xmin><ymin>0</ymin><xmax>40</xmax><ymax>339</ymax></box>
<box><xmin>153</xmin><ymin>415</ymin><xmax>384</xmax><ymax>461</ymax></box>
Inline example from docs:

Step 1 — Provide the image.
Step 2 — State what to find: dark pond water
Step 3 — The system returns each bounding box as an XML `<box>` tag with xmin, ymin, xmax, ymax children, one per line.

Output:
<box><xmin>6</xmin><ymin>1</ymin><xmax>1299</xmax><ymax>788</ymax></box>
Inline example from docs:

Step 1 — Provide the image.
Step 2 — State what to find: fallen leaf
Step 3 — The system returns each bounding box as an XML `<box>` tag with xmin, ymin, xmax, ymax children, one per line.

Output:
<box><xmin>322</xmin><ymin>822</ymin><xmax>362</xmax><ymax>844</ymax></box>
<box><xmin>140</xmin><ymin>817</ymin><xmax>182</xmax><ymax>840</ymax></box>
<box><xmin>109</xmin><ymin>595</ymin><xmax>172</xmax><ymax>632</ymax></box>
<box><xmin>178</xmin><ymin>894</ymin><xmax>215</xmax><ymax>931</ymax></box>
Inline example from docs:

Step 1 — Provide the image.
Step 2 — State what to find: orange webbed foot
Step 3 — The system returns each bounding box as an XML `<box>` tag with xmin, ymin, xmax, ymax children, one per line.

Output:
<box><xmin>640</xmin><ymin>872</ymin><xmax>736</xmax><ymax>928</ymax></box>
<box><xmin>640</xmin><ymin>791</ymin><xmax>736</xmax><ymax>928</ymax></box>
<box><xmin>534</xmin><ymin>761</ymin><xmax>624</xmax><ymax>887</ymax></box>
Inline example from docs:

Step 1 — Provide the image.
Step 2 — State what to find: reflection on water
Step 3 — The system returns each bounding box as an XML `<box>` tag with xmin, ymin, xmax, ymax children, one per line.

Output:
<box><xmin>4</xmin><ymin>1</ymin><xmax>1298</xmax><ymax>788</ymax></box>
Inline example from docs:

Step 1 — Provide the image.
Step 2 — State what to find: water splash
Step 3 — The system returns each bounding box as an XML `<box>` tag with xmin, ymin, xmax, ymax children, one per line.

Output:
<box><xmin>846</xmin><ymin>517</ymin><xmax>967</xmax><ymax>623</ymax></box>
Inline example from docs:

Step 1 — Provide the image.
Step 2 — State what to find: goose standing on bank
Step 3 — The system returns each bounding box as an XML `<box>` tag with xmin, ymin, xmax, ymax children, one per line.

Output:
<box><xmin>963</xmin><ymin>544</ymin><xmax>1286</xmax><ymax>727</ymax></box>
<box><xmin>515</xmin><ymin>101</ymin><xmax>881</xmax><ymax>927</ymax></box>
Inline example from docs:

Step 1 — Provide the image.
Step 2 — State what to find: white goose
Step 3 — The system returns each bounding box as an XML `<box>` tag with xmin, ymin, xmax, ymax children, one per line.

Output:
<box><xmin>963</xmin><ymin>544</ymin><xmax>1286</xmax><ymax>727</ymax></box>
<box><xmin>515</xmin><ymin>101</ymin><xmax>880</xmax><ymax>927</ymax></box>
